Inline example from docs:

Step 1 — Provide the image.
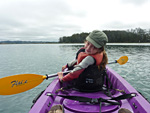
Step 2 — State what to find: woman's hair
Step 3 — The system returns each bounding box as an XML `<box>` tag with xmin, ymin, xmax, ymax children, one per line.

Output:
<box><xmin>98</xmin><ymin>47</ymin><xmax>108</xmax><ymax>70</ymax></box>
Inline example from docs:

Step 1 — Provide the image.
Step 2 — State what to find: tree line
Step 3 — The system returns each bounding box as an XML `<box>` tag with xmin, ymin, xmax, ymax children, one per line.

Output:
<box><xmin>59</xmin><ymin>28</ymin><xmax>150</xmax><ymax>43</ymax></box>
<box><xmin>0</xmin><ymin>41</ymin><xmax>56</xmax><ymax>44</ymax></box>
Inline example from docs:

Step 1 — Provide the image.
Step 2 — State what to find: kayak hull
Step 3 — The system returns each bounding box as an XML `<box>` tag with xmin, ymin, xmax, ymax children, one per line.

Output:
<box><xmin>29</xmin><ymin>67</ymin><xmax>150</xmax><ymax>113</ymax></box>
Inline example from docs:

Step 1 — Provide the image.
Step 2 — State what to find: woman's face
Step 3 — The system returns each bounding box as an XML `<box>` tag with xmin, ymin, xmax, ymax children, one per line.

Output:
<box><xmin>84</xmin><ymin>41</ymin><xmax>99</xmax><ymax>55</ymax></box>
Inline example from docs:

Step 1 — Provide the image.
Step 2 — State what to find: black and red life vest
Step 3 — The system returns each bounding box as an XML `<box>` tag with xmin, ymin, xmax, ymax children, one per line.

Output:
<box><xmin>72</xmin><ymin>48</ymin><xmax>106</xmax><ymax>92</ymax></box>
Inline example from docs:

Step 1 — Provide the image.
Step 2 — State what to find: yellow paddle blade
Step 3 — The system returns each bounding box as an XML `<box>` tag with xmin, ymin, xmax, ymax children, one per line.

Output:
<box><xmin>117</xmin><ymin>56</ymin><xmax>128</xmax><ymax>65</ymax></box>
<box><xmin>0</xmin><ymin>74</ymin><xmax>47</xmax><ymax>95</ymax></box>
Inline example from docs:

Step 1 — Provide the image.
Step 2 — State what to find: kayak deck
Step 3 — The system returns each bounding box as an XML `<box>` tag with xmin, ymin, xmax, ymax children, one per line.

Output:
<box><xmin>48</xmin><ymin>90</ymin><xmax>133</xmax><ymax>113</ymax></box>
<box><xmin>29</xmin><ymin>67</ymin><xmax>150</xmax><ymax>113</ymax></box>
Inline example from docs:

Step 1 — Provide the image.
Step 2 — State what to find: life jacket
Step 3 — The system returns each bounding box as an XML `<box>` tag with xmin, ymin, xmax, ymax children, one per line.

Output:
<box><xmin>77</xmin><ymin>51</ymin><xmax>103</xmax><ymax>65</ymax></box>
<box><xmin>62</xmin><ymin>48</ymin><xmax>103</xmax><ymax>82</ymax></box>
<box><xmin>76</xmin><ymin>47</ymin><xmax>103</xmax><ymax>65</ymax></box>
<box><xmin>72</xmin><ymin>48</ymin><xmax>106</xmax><ymax>92</ymax></box>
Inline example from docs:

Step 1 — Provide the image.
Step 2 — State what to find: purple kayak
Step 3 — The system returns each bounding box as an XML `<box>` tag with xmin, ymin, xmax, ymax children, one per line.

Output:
<box><xmin>29</xmin><ymin>67</ymin><xmax>150</xmax><ymax>113</ymax></box>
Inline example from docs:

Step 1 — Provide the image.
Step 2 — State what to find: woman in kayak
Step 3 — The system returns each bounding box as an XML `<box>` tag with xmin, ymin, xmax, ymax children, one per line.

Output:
<box><xmin>58</xmin><ymin>30</ymin><xmax>108</xmax><ymax>91</ymax></box>
<box><xmin>50</xmin><ymin>30</ymin><xmax>132</xmax><ymax>113</ymax></box>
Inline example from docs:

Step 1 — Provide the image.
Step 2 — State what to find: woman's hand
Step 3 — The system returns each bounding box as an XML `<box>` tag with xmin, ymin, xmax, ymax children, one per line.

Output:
<box><xmin>62</xmin><ymin>65</ymin><xmax>67</xmax><ymax>71</ymax></box>
<box><xmin>57</xmin><ymin>72</ymin><xmax>63</xmax><ymax>80</ymax></box>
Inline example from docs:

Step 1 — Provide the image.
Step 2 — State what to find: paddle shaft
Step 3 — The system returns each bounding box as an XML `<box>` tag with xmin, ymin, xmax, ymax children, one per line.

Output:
<box><xmin>108</xmin><ymin>60</ymin><xmax>117</xmax><ymax>64</ymax></box>
<box><xmin>46</xmin><ymin>70</ymin><xmax>71</xmax><ymax>79</ymax></box>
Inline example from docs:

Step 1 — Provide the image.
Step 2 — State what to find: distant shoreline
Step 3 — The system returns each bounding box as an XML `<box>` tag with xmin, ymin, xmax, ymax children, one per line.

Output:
<box><xmin>0</xmin><ymin>41</ymin><xmax>58</xmax><ymax>44</ymax></box>
<box><xmin>1</xmin><ymin>42</ymin><xmax>150</xmax><ymax>46</ymax></box>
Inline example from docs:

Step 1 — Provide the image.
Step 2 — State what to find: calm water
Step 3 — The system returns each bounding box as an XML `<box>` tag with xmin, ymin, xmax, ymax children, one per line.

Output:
<box><xmin>0</xmin><ymin>44</ymin><xmax>150</xmax><ymax>113</ymax></box>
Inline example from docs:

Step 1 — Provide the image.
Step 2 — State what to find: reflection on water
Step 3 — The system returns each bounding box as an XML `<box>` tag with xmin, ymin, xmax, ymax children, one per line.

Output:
<box><xmin>0</xmin><ymin>44</ymin><xmax>150</xmax><ymax>113</ymax></box>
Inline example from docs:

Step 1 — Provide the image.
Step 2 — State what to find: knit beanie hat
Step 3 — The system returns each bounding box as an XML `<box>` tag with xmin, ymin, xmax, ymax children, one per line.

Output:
<box><xmin>86</xmin><ymin>30</ymin><xmax>108</xmax><ymax>48</ymax></box>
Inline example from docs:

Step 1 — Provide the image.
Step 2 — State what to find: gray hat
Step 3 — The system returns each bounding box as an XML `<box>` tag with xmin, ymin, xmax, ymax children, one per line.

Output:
<box><xmin>86</xmin><ymin>30</ymin><xmax>108</xmax><ymax>48</ymax></box>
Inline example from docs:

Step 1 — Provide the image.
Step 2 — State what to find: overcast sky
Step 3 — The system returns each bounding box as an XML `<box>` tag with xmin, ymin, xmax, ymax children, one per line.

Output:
<box><xmin>0</xmin><ymin>0</ymin><xmax>150</xmax><ymax>41</ymax></box>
